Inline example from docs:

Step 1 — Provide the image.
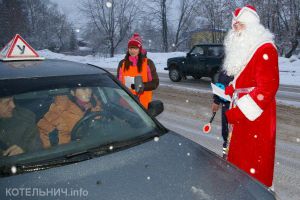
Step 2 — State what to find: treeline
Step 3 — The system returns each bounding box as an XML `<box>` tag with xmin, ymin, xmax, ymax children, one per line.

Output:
<box><xmin>0</xmin><ymin>0</ymin><xmax>77</xmax><ymax>52</ymax></box>
<box><xmin>1</xmin><ymin>0</ymin><xmax>299</xmax><ymax>57</ymax></box>
<box><xmin>80</xmin><ymin>0</ymin><xmax>299</xmax><ymax>57</ymax></box>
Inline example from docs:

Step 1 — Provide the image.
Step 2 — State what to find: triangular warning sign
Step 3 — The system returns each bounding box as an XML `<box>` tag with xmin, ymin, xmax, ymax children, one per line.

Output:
<box><xmin>0</xmin><ymin>34</ymin><xmax>44</xmax><ymax>61</ymax></box>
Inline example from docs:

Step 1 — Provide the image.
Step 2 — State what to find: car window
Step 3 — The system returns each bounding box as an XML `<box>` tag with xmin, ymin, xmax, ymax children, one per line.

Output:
<box><xmin>207</xmin><ymin>46</ymin><xmax>224</xmax><ymax>57</ymax></box>
<box><xmin>0</xmin><ymin>82</ymin><xmax>161</xmax><ymax>172</ymax></box>
<box><xmin>190</xmin><ymin>46</ymin><xmax>204</xmax><ymax>55</ymax></box>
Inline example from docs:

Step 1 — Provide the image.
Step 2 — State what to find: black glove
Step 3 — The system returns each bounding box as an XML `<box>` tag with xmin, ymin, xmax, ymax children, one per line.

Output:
<box><xmin>131</xmin><ymin>83</ymin><xmax>144</xmax><ymax>94</ymax></box>
<box><xmin>131</xmin><ymin>84</ymin><xmax>135</xmax><ymax>90</ymax></box>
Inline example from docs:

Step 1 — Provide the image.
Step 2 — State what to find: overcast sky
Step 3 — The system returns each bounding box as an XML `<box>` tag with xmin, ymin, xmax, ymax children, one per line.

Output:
<box><xmin>50</xmin><ymin>0</ymin><xmax>181</xmax><ymax>30</ymax></box>
<box><xmin>50</xmin><ymin>0</ymin><xmax>87</xmax><ymax>29</ymax></box>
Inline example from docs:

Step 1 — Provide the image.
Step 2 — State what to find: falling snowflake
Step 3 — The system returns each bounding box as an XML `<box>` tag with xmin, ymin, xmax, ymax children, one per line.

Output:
<box><xmin>296</xmin><ymin>138</ymin><xmax>300</xmax><ymax>143</ymax></box>
<box><xmin>78</xmin><ymin>83</ymin><xmax>82</xmax><ymax>86</ymax></box>
<box><xmin>277</xmin><ymin>162</ymin><xmax>280</xmax><ymax>165</ymax></box>
<box><xmin>257</xmin><ymin>94</ymin><xmax>264</xmax><ymax>101</ymax></box>
<box><xmin>39</xmin><ymin>104</ymin><xmax>43</xmax><ymax>107</ymax></box>
<box><xmin>254</xmin><ymin>135</ymin><xmax>258</xmax><ymax>139</ymax></box>
<box><xmin>263</xmin><ymin>54</ymin><xmax>269</xmax><ymax>60</ymax></box>
<box><xmin>109</xmin><ymin>146</ymin><xmax>114</xmax><ymax>150</ymax></box>
<box><xmin>11</xmin><ymin>166</ymin><xmax>17</xmax><ymax>174</ymax></box>
<box><xmin>217</xmin><ymin>137</ymin><xmax>220</xmax><ymax>140</ymax></box>
<box><xmin>106</xmin><ymin>1</ymin><xmax>112</xmax><ymax>8</ymax></box>
<box><xmin>186</xmin><ymin>99</ymin><xmax>189</xmax><ymax>103</ymax></box>
<box><xmin>178</xmin><ymin>143</ymin><xmax>182</xmax><ymax>146</ymax></box>
<box><xmin>187</xmin><ymin>153</ymin><xmax>191</xmax><ymax>156</ymax></box>
<box><xmin>147</xmin><ymin>176</ymin><xmax>151</xmax><ymax>180</ymax></box>
<box><xmin>154</xmin><ymin>137</ymin><xmax>159</xmax><ymax>142</ymax></box>
<box><xmin>250</xmin><ymin>168</ymin><xmax>256</xmax><ymax>174</ymax></box>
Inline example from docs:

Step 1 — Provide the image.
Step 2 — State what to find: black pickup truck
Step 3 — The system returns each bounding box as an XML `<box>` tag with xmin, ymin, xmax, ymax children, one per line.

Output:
<box><xmin>164</xmin><ymin>44</ymin><xmax>224</xmax><ymax>82</ymax></box>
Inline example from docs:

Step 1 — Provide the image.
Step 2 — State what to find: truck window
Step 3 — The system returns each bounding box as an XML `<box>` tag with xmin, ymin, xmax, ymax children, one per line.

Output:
<box><xmin>191</xmin><ymin>46</ymin><xmax>204</xmax><ymax>55</ymax></box>
<box><xmin>207</xmin><ymin>46</ymin><xmax>224</xmax><ymax>57</ymax></box>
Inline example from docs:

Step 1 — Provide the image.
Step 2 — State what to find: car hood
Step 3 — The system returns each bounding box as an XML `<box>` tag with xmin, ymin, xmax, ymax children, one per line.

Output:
<box><xmin>0</xmin><ymin>132</ymin><xmax>276</xmax><ymax>200</ymax></box>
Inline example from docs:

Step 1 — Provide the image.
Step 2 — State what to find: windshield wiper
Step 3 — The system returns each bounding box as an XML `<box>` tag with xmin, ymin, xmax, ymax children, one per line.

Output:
<box><xmin>0</xmin><ymin>133</ymin><xmax>160</xmax><ymax>177</ymax></box>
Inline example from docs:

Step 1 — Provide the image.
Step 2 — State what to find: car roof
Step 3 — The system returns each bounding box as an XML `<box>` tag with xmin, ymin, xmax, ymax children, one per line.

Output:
<box><xmin>0</xmin><ymin>59</ymin><xmax>106</xmax><ymax>80</ymax></box>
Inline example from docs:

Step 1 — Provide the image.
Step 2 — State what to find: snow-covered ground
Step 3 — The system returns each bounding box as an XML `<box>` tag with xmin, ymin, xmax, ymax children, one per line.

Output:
<box><xmin>39</xmin><ymin>49</ymin><xmax>300</xmax><ymax>86</ymax></box>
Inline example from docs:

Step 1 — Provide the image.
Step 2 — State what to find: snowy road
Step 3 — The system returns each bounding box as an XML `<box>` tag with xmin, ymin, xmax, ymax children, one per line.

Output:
<box><xmin>157</xmin><ymin>73</ymin><xmax>300</xmax><ymax>107</ymax></box>
<box><xmin>107</xmin><ymin>69</ymin><xmax>300</xmax><ymax>107</ymax></box>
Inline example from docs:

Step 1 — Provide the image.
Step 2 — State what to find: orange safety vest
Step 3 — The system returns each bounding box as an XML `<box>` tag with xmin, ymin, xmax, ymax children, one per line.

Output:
<box><xmin>120</xmin><ymin>58</ymin><xmax>152</xmax><ymax>109</ymax></box>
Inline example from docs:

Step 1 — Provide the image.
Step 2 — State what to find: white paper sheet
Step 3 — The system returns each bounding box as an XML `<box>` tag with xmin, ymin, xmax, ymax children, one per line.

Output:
<box><xmin>124</xmin><ymin>76</ymin><xmax>134</xmax><ymax>88</ymax></box>
<box><xmin>211</xmin><ymin>83</ymin><xmax>232</xmax><ymax>102</ymax></box>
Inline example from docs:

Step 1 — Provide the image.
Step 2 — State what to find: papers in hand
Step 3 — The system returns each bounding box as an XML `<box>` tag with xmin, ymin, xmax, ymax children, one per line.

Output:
<box><xmin>211</xmin><ymin>83</ymin><xmax>232</xmax><ymax>102</ymax></box>
<box><xmin>124</xmin><ymin>76</ymin><xmax>134</xmax><ymax>88</ymax></box>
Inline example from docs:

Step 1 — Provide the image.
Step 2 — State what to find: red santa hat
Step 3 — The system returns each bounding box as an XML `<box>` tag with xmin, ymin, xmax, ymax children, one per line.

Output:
<box><xmin>128</xmin><ymin>33</ymin><xmax>143</xmax><ymax>49</ymax></box>
<box><xmin>232</xmin><ymin>5</ymin><xmax>260</xmax><ymax>25</ymax></box>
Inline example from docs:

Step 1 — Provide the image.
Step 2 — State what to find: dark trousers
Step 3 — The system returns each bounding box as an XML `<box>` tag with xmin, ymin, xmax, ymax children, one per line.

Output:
<box><xmin>221</xmin><ymin>102</ymin><xmax>230</xmax><ymax>148</ymax></box>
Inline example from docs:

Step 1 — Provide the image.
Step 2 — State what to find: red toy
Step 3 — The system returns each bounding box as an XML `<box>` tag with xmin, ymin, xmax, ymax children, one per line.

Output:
<box><xmin>202</xmin><ymin>112</ymin><xmax>216</xmax><ymax>134</ymax></box>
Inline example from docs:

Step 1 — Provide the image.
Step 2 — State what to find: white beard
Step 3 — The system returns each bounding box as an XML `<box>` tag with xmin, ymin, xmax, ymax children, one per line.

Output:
<box><xmin>223</xmin><ymin>23</ymin><xmax>274</xmax><ymax>76</ymax></box>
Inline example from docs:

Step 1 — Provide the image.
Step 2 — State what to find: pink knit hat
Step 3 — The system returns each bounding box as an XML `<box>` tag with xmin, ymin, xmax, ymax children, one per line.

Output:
<box><xmin>128</xmin><ymin>33</ymin><xmax>142</xmax><ymax>49</ymax></box>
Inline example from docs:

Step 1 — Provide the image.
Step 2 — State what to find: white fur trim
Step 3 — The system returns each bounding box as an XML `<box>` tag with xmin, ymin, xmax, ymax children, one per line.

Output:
<box><xmin>235</xmin><ymin>7</ymin><xmax>260</xmax><ymax>24</ymax></box>
<box><xmin>236</xmin><ymin>94</ymin><xmax>263</xmax><ymax>121</ymax></box>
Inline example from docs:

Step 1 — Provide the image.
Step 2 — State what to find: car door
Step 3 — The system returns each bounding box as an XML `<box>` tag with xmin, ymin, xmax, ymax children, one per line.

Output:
<box><xmin>185</xmin><ymin>46</ymin><xmax>206</xmax><ymax>75</ymax></box>
<box><xmin>204</xmin><ymin>46</ymin><xmax>224</xmax><ymax>76</ymax></box>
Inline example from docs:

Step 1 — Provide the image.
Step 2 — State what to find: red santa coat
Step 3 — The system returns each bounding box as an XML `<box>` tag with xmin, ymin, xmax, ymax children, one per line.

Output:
<box><xmin>226</xmin><ymin>42</ymin><xmax>279</xmax><ymax>187</ymax></box>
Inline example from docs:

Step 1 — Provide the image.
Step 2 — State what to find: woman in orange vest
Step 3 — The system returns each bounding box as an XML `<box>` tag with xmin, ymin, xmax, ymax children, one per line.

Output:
<box><xmin>117</xmin><ymin>33</ymin><xmax>159</xmax><ymax>109</ymax></box>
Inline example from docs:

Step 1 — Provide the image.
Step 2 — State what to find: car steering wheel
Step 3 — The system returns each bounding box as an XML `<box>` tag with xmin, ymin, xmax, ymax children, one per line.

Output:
<box><xmin>71</xmin><ymin>110</ymin><xmax>113</xmax><ymax>141</ymax></box>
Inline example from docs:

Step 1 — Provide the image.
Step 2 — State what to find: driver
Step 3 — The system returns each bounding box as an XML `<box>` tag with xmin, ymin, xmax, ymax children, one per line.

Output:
<box><xmin>38</xmin><ymin>87</ymin><xmax>102</xmax><ymax>148</ymax></box>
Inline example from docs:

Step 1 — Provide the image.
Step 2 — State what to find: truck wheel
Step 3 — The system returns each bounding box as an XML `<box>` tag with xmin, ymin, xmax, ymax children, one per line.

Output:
<box><xmin>169</xmin><ymin>68</ymin><xmax>182</xmax><ymax>82</ymax></box>
<box><xmin>192</xmin><ymin>75</ymin><xmax>202</xmax><ymax>79</ymax></box>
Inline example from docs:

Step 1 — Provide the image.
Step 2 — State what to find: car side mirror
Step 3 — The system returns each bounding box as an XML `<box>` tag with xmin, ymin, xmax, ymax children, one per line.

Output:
<box><xmin>148</xmin><ymin>100</ymin><xmax>164</xmax><ymax>117</ymax></box>
<box><xmin>186</xmin><ymin>53</ymin><xmax>191</xmax><ymax>57</ymax></box>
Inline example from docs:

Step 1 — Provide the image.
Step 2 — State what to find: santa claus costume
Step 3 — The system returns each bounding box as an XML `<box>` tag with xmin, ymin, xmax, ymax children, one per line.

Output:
<box><xmin>223</xmin><ymin>5</ymin><xmax>279</xmax><ymax>187</ymax></box>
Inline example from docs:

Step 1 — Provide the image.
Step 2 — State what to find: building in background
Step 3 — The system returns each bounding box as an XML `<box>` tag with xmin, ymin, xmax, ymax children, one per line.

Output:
<box><xmin>188</xmin><ymin>28</ymin><xmax>227</xmax><ymax>47</ymax></box>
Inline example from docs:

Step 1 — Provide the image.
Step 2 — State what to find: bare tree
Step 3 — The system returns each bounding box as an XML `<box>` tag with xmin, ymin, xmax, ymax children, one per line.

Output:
<box><xmin>161</xmin><ymin>0</ymin><xmax>169</xmax><ymax>52</ymax></box>
<box><xmin>243</xmin><ymin>0</ymin><xmax>300</xmax><ymax>57</ymax></box>
<box><xmin>145</xmin><ymin>0</ymin><xmax>170</xmax><ymax>52</ymax></box>
<box><xmin>0</xmin><ymin>0</ymin><xmax>75</xmax><ymax>51</ymax></box>
<box><xmin>277</xmin><ymin>0</ymin><xmax>300</xmax><ymax>57</ymax></box>
<box><xmin>81</xmin><ymin>0</ymin><xmax>139</xmax><ymax>57</ymax></box>
<box><xmin>0</xmin><ymin>0</ymin><xmax>28</xmax><ymax>47</ymax></box>
<box><xmin>132</xmin><ymin>16</ymin><xmax>162</xmax><ymax>52</ymax></box>
<box><xmin>171</xmin><ymin>0</ymin><xmax>197</xmax><ymax>51</ymax></box>
<box><xmin>195</xmin><ymin>0</ymin><xmax>233</xmax><ymax>43</ymax></box>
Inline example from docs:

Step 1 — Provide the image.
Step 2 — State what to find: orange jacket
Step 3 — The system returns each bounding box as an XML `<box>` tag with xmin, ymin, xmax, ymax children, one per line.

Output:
<box><xmin>119</xmin><ymin>58</ymin><xmax>153</xmax><ymax>109</ymax></box>
<box><xmin>38</xmin><ymin>95</ymin><xmax>101</xmax><ymax>148</ymax></box>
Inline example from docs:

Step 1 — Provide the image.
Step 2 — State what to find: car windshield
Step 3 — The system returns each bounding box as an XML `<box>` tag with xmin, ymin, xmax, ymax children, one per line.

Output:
<box><xmin>0</xmin><ymin>76</ymin><xmax>162</xmax><ymax>172</ymax></box>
